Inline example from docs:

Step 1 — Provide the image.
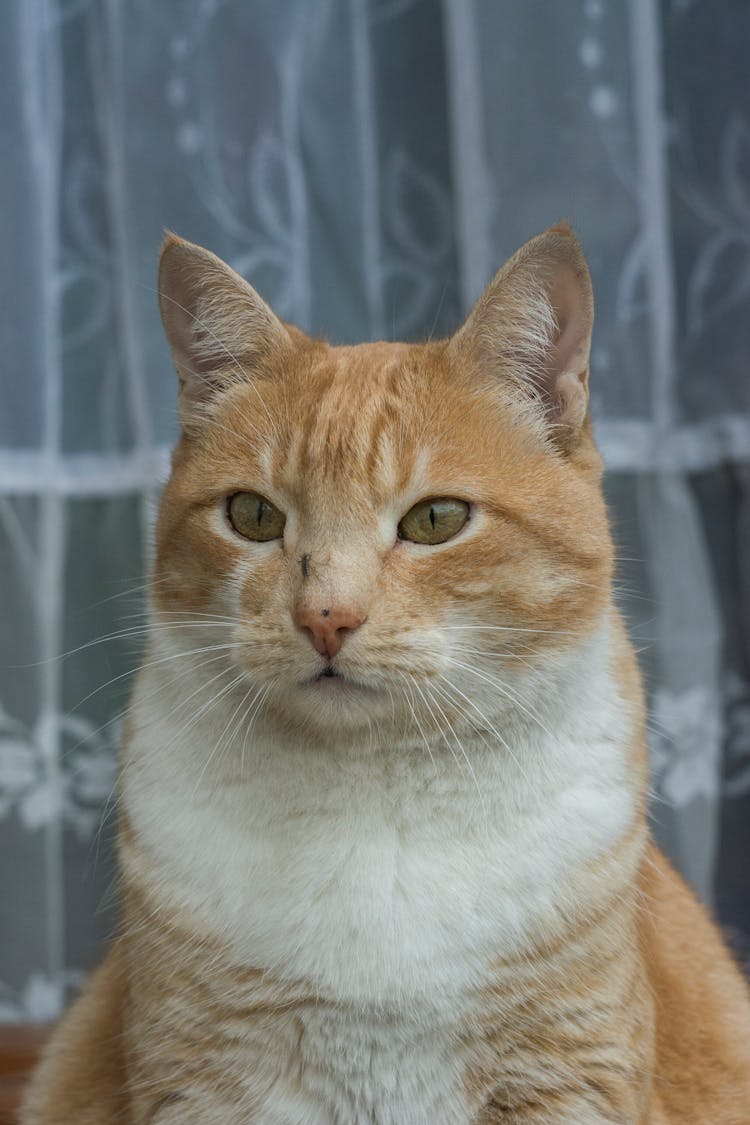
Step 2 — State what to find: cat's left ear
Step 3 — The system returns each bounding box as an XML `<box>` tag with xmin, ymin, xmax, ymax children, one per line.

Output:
<box><xmin>158</xmin><ymin>233</ymin><xmax>291</xmax><ymax>426</ymax></box>
<box><xmin>450</xmin><ymin>224</ymin><xmax>594</xmax><ymax>450</ymax></box>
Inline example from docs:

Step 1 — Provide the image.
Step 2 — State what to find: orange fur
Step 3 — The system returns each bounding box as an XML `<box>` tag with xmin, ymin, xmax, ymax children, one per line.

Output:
<box><xmin>22</xmin><ymin>228</ymin><xmax>750</xmax><ymax>1123</ymax></box>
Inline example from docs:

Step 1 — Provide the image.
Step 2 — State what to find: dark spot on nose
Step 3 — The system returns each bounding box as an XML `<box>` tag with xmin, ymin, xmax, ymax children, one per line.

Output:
<box><xmin>322</xmin><ymin>608</ymin><xmax>330</xmax><ymax>617</ymax></box>
<box><xmin>301</xmin><ymin>553</ymin><xmax>310</xmax><ymax>578</ymax></box>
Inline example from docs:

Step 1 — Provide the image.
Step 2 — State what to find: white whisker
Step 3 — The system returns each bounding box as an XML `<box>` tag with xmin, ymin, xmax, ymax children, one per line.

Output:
<box><xmin>445</xmin><ymin>657</ymin><xmax>560</xmax><ymax>747</ymax></box>
<box><xmin>399</xmin><ymin>676</ymin><xmax>438</xmax><ymax>777</ymax></box>
<box><xmin>416</xmin><ymin>677</ymin><xmax>486</xmax><ymax>815</ymax></box>
<box><xmin>437</xmin><ymin>673</ymin><xmax>534</xmax><ymax>788</ymax></box>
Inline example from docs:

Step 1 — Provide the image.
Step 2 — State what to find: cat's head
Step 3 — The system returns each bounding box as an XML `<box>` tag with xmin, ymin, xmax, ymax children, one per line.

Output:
<box><xmin>153</xmin><ymin>226</ymin><xmax>612</xmax><ymax>736</ymax></box>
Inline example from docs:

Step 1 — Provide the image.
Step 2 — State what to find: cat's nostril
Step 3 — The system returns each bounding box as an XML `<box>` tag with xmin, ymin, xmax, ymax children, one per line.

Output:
<box><xmin>293</xmin><ymin>605</ymin><xmax>366</xmax><ymax>660</ymax></box>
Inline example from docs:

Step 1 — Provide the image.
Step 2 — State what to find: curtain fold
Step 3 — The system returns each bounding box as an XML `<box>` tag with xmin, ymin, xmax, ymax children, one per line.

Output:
<box><xmin>1</xmin><ymin>0</ymin><xmax>748</xmax><ymax>1021</ymax></box>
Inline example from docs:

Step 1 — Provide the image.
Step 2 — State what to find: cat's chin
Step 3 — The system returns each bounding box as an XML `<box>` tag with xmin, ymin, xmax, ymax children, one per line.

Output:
<box><xmin>253</xmin><ymin>667</ymin><xmax>394</xmax><ymax>733</ymax></box>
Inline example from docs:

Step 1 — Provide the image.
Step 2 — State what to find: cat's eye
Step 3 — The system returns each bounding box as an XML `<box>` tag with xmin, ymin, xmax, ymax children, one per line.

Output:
<box><xmin>398</xmin><ymin>498</ymin><xmax>470</xmax><ymax>545</ymax></box>
<box><xmin>227</xmin><ymin>492</ymin><xmax>286</xmax><ymax>541</ymax></box>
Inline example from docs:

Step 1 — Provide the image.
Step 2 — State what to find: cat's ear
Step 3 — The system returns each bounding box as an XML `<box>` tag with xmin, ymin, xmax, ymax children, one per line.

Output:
<box><xmin>158</xmin><ymin>233</ymin><xmax>291</xmax><ymax>424</ymax></box>
<box><xmin>450</xmin><ymin>224</ymin><xmax>594</xmax><ymax>450</ymax></box>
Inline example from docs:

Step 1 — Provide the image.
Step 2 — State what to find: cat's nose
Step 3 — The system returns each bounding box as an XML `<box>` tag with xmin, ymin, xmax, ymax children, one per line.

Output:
<box><xmin>293</xmin><ymin>605</ymin><xmax>365</xmax><ymax>660</ymax></box>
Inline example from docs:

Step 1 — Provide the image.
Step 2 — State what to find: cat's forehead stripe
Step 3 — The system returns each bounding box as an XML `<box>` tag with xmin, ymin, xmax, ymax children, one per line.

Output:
<box><xmin>290</xmin><ymin>346</ymin><xmax>418</xmax><ymax>496</ymax></box>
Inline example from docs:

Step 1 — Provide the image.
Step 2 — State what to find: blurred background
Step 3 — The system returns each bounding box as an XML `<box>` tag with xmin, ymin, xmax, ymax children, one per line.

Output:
<box><xmin>1</xmin><ymin>0</ymin><xmax>749</xmax><ymax>1025</ymax></box>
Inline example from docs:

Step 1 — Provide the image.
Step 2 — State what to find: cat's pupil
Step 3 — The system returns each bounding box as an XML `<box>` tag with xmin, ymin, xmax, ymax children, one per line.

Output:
<box><xmin>257</xmin><ymin>501</ymin><xmax>265</xmax><ymax>526</ymax></box>
<box><xmin>429</xmin><ymin>506</ymin><xmax>436</xmax><ymax>529</ymax></box>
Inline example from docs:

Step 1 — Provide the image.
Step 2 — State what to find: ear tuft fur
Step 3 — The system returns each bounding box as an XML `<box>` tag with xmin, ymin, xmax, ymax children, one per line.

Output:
<box><xmin>158</xmin><ymin>234</ymin><xmax>291</xmax><ymax>428</ymax></box>
<box><xmin>451</xmin><ymin>225</ymin><xmax>594</xmax><ymax>451</ymax></box>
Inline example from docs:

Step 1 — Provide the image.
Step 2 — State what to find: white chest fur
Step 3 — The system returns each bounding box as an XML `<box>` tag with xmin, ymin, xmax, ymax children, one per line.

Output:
<box><xmin>123</xmin><ymin>625</ymin><xmax>636</xmax><ymax>1122</ymax></box>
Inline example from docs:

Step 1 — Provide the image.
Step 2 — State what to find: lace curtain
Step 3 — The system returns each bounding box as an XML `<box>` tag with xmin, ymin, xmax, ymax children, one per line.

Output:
<box><xmin>1</xmin><ymin>0</ymin><xmax>748</xmax><ymax>1022</ymax></box>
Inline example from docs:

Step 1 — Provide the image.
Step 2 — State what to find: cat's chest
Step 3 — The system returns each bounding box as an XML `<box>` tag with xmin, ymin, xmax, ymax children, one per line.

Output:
<box><xmin>124</xmin><ymin>701</ymin><xmax>634</xmax><ymax>1010</ymax></box>
<box><xmin>146</xmin><ymin>1012</ymin><xmax>474</xmax><ymax>1125</ymax></box>
<box><xmin>246</xmin><ymin>1007</ymin><xmax>474</xmax><ymax>1125</ymax></box>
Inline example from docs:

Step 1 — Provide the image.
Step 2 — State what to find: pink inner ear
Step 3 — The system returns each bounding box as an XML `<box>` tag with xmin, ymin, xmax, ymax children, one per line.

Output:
<box><xmin>165</xmin><ymin>288</ymin><xmax>222</xmax><ymax>379</ymax></box>
<box><xmin>546</xmin><ymin>310</ymin><xmax>590</xmax><ymax>399</ymax></box>
<box><xmin>553</xmin><ymin>370</ymin><xmax>589</xmax><ymax>433</ymax></box>
<box><xmin>450</xmin><ymin>225</ymin><xmax>594</xmax><ymax>449</ymax></box>
<box><xmin>539</xmin><ymin>262</ymin><xmax>593</xmax><ymax>432</ymax></box>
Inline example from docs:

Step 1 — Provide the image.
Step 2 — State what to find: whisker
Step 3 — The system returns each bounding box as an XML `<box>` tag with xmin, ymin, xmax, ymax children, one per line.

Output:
<box><xmin>68</xmin><ymin>649</ymin><xmax>236</xmax><ymax>762</ymax></box>
<box><xmin>240</xmin><ymin>683</ymin><xmax>273</xmax><ymax>782</ymax></box>
<box><xmin>70</xmin><ymin>642</ymin><xmax>248</xmax><ymax>714</ymax></box>
<box><xmin>399</xmin><ymin>676</ymin><xmax>438</xmax><ymax>776</ymax></box>
<box><xmin>160</xmin><ymin>670</ymin><xmax>248</xmax><ymax>774</ymax></box>
<box><xmin>192</xmin><ymin>680</ymin><xmax>257</xmax><ymax>796</ymax></box>
<box><xmin>441</xmin><ymin>625</ymin><xmax>580</xmax><ymax>637</ymax></box>
<box><xmin>438</xmin><ymin>674</ymin><xmax>534</xmax><ymax>787</ymax></box>
<box><xmin>83</xmin><ymin>580</ymin><xmax>155</xmax><ymax>612</ymax></box>
<box><xmin>450</xmin><ymin>646</ymin><xmax>536</xmax><ymax>666</ymax></box>
<box><xmin>446</xmin><ymin>657</ymin><xmax>560</xmax><ymax>747</ymax></box>
<box><xmin>409</xmin><ymin>674</ymin><xmax>465</xmax><ymax>776</ymax></box>
<box><xmin>416</xmin><ymin>678</ymin><xmax>486</xmax><ymax>814</ymax></box>
<box><xmin>14</xmin><ymin>617</ymin><xmax>243</xmax><ymax>668</ymax></box>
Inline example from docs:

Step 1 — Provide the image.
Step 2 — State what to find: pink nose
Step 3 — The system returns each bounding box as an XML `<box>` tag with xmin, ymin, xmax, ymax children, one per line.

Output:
<box><xmin>294</xmin><ymin>605</ymin><xmax>365</xmax><ymax>660</ymax></box>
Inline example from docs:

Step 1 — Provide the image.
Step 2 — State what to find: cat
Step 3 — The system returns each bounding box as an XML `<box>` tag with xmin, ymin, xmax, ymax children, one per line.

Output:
<box><xmin>22</xmin><ymin>225</ymin><xmax>750</xmax><ymax>1124</ymax></box>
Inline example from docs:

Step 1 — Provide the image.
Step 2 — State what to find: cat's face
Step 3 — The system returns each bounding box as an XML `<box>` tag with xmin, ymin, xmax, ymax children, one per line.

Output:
<box><xmin>154</xmin><ymin>227</ymin><xmax>611</xmax><ymax>734</ymax></box>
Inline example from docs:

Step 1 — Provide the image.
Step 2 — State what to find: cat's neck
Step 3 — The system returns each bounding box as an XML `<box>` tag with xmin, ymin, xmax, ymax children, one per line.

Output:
<box><xmin>120</xmin><ymin>610</ymin><xmax>643</xmax><ymax>1008</ymax></box>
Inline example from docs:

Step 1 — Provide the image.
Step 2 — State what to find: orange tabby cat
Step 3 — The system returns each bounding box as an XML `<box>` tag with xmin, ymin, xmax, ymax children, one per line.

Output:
<box><xmin>22</xmin><ymin>226</ymin><xmax>750</xmax><ymax>1123</ymax></box>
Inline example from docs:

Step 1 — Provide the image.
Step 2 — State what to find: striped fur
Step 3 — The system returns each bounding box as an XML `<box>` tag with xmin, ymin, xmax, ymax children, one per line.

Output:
<box><xmin>22</xmin><ymin>228</ymin><xmax>750</xmax><ymax>1123</ymax></box>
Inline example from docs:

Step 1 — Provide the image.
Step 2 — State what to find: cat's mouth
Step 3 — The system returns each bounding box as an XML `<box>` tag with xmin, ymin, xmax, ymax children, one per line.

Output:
<box><xmin>305</xmin><ymin>667</ymin><xmax>377</xmax><ymax>694</ymax></box>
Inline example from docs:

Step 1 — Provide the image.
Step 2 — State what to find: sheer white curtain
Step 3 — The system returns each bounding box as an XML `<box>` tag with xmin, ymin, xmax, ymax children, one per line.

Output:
<box><xmin>1</xmin><ymin>0</ymin><xmax>749</xmax><ymax>1022</ymax></box>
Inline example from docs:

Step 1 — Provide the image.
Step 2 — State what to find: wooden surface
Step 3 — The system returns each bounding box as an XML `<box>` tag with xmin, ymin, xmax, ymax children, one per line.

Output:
<box><xmin>0</xmin><ymin>1027</ymin><xmax>50</xmax><ymax>1125</ymax></box>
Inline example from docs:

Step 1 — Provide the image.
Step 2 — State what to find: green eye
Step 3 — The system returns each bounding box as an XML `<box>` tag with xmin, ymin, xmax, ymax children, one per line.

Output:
<box><xmin>227</xmin><ymin>492</ymin><xmax>286</xmax><ymax>541</ymax></box>
<box><xmin>398</xmin><ymin>498</ymin><xmax>470</xmax><ymax>545</ymax></box>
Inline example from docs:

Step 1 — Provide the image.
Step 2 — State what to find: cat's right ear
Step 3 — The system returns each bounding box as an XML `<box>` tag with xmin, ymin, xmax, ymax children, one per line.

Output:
<box><xmin>158</xmin><ymin>233</ymin><xmax>291</xmax><ymax>426</ymax></box>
